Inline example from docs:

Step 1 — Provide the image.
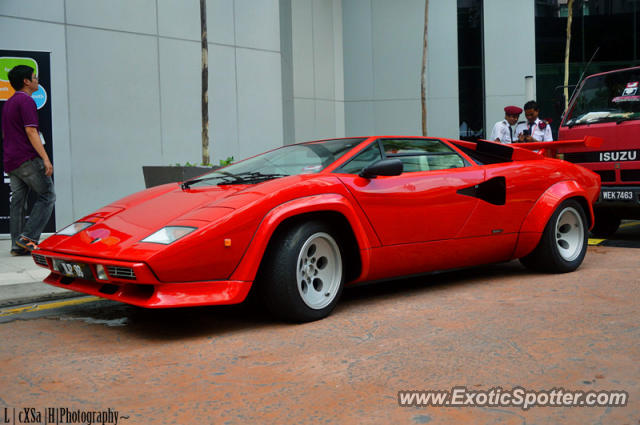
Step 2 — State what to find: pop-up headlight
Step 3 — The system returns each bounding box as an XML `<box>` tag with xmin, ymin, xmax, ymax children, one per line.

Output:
<box><xmin>57</xmin><ymin>222</ymin><xmax>93</xmax><ymax>236</ymax></box>
<box><xmin>141</xmin><ymin>226</ymin><xmax>196</xmax><ymax>244</ymax></box>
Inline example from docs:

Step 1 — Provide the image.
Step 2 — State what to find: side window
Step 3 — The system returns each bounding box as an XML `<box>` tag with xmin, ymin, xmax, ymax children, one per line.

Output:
<box><xmin>337</xmin><ymin>143</ymin><xmax>383</xmax><ymax>174</ymax></box>
<box><xmin>382</xmin><ymin>138</ymin><xmax>466</xmax><ymax>172</ymax></box>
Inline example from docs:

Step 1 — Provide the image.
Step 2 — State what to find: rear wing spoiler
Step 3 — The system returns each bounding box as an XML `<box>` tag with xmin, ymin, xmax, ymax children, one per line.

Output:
<box><xmin>449</xmin><ymin>136</ymin><xmax>603</xmax><ymax>162</ymax></box>
<box><xmin>513</xmin><ymin>136</ymin><xmax>603</xmax><ymax>157</ymax></box>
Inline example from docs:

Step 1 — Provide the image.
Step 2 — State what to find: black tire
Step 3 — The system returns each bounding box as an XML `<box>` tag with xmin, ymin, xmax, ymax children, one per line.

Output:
<box><xmin>258</xmin><ymin>221</ymin><xmax>345</xmax><ymax>322</ymax></box>
<box><xmin>590</xmin><ymin>211</ymin><xmax>621</xmax><ymax>238</ymax></box>
<box><xmin>520</xmin><ymin>199</ymin><xmax>588</xmax><ymax>273</ymax></box>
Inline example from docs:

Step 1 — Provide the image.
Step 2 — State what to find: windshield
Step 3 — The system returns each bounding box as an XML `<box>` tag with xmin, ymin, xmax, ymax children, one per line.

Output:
<box><xmin>564</xmin><ymin>68</ymin><xmax>640</xmax><ymax>126</ymax></box>
<box><xmin>187</xmin><ymin>138</ymin><xmax>364</xmax><ymax>187</ymax></box>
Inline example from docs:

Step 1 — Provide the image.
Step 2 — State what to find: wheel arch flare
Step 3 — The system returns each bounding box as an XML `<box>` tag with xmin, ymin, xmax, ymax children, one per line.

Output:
<box><xmin>230</xmin><ymin>194</ymin><xmax>377</xmax><ymax>284</ymax></box>
<box><xmin>513</xmin><ymin>180</ymin><xmax>594</xmax><ymax>259</ymax></box>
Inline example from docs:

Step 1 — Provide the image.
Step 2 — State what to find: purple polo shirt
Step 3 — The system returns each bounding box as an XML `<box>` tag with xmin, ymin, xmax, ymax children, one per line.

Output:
<box><xmin>1</xmin><ymin>91</ymin><xmax>39</xmax><ymax>173</ymax></box>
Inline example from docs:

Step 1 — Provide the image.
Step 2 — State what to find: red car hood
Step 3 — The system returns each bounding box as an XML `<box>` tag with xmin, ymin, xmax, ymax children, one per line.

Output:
<box><xmin>40</xmin><ymin>183</ymin><xmax>252</xmax><ymax>260</ymax></box>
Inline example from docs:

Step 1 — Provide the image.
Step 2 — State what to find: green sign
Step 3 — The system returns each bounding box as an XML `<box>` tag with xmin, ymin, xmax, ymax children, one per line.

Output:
<box><xmin>0</xmin><ymin>57</ymin><xmax>38</xmax><ymax>81</ymax></box>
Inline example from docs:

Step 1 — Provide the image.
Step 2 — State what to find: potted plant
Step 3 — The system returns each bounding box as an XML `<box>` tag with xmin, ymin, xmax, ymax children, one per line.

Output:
<box><xmin>142</xmin><ymin>157</ymin><xmax>233</xmax><ymax>189</ymax></box>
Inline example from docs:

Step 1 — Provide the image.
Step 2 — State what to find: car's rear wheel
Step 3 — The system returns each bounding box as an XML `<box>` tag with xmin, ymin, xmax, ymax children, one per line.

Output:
<box><xmin>590</xmin><ymin>210</ymin><xmax>621</xmax><ymax>238</ymax></box>
<box><xmin>259</xmin><ymin>221</ymin><xmax>344</xmax><ymax>322</ymax></box>
<box><xmin>520</xmin><ymin>199</ymin><xmax>588</xmax><ymax>273</ymax></box>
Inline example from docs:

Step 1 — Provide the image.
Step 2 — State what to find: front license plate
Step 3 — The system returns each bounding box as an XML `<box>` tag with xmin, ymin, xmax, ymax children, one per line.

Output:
<box><xmin>601</xmin><ymin>190</ymin><xmax>635</xmax><ymax>201</ymax></box>
<box><xmin>52</xmin><ymin>259</ymin><xmax>94</xmax><ymax>280</ymax></box>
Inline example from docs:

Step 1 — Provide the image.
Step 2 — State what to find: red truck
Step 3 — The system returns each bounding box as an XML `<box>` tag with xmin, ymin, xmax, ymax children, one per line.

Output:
<box><xmin>558</xmin><ymin>65</ymin><xmax>640</xmax><ymax>237</ymax></box>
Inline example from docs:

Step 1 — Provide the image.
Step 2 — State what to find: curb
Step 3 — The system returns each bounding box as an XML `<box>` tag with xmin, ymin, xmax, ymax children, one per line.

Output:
<box><xmin>0</xmin><ymin>282</ymin><xmax>82</xmax><ymax>308</ymax></box>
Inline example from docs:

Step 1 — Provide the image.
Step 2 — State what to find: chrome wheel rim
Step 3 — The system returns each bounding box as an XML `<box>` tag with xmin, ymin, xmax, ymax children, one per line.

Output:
<box><xmin>555</xmin><ymin>207</ymin><xmax>584</xmax><ymax>262</ymax></box>
<box><xmin>296</xmin><ymin>232</ymin><xmax>342</xmax><ymax>310</ymax></box>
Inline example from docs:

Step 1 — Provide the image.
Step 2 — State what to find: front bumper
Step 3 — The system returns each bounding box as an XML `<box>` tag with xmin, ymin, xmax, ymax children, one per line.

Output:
<box><xmin>33</xmin><ymin>249</ymin><xmax>252</xmax><ymax>308</ymax></box>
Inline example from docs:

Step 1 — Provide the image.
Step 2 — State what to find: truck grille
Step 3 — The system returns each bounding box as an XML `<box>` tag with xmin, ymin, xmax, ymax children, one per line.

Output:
<box><xmin>594</xmin><ymin>170</ymin><xmax>616</xmax><ymax>182</ymax></box>
<box><xmin>106</xmin><ymin>266</ymin><xmax>136</xmax><ymax>280</ymax></box>
<box><xmin>620</xmin><ymin>169</ymin><xmax>640</xmax><ymax>182</ymax></box>
<box><xmin>33</xmin><ymin>254</ymin><xmax>48</xmax><ymax>267</ymax></box>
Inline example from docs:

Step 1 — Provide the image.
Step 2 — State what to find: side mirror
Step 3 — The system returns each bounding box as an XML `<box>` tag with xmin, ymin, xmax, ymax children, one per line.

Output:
<box><xmin>359</xmin><ymin>159</ymin><xmax>403</xmax><ymax>179</ymax></box>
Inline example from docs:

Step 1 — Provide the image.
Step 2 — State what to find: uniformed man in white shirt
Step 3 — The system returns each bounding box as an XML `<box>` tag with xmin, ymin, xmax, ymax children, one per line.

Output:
<box><xmin>516</xmin><ymin>100</ymin><xmax>553</xmax><ymax>142</ymax></box>
<box><xmin>490</xmin><ymin>105</ymin><xmax>522</xmax><ymax>144</ymax></box>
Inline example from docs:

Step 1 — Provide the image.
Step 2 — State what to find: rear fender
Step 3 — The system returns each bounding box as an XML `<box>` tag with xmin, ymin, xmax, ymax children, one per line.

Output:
<box><xmin>513</xmin><ymin>180</ymin><xmax>594</xmax><ymax>258</ymax></box>
<box><xmin>230</xmin><ymin>194</ymin><xmax>377</xmax><ymax>282</ymax></box>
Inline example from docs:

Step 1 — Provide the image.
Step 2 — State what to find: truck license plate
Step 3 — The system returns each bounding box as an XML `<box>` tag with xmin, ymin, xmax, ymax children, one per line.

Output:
<box><xmin>601</xmin><ymin>190</ymin><xmax>634</xmax><ymax>201</ymax></box>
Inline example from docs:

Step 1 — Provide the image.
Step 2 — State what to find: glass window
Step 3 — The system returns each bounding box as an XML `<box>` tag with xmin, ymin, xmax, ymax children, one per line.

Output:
<box><xmin>381</xmin><ymin>139</ymin><xmax>466</xmax><ymax>172</ymax></box>
<box><xmin>535</xmin><ymin>0</ymin><xmax>640</xmax><ymax>137</ymax></box>
<box><xmin>190</xmin><ymin>138</ymin><xmax>364</xmax><ymax>186</ymax></box>
<box><xmin>457</xmin><ymin>0</ymin><xmax>484</xmax><ymax>141</ymax></box>
<box><xmin>337</xmin><ymin>143</ymin><xmax>383</xmax><ymax>174</ymax></box>
<box><xmin>564</xmin><ymin>68</ymin><xmax>640</xmax><ymax>126</ymax></box>
<box><xmin>382</xmin><ymin>138</ymin><xmax>457</xmax><ymax>155</ymax></box>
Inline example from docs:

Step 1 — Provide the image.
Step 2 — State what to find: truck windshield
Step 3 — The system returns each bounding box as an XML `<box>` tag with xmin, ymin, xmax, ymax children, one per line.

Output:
<box><xmin>564</xmin><ymin>68</ymin><xmax>640</xmax><ymax>127</ymax></box>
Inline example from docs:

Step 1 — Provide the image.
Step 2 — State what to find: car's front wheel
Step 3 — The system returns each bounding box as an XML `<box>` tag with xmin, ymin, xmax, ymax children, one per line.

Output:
<box><xmin>259</xmin><ymin>221</ymin><xmax>345</xmax><ymax>322</ymax></box>
<box><xmin>520</xmin><ymin>199</ymin><xmax>588</xmax><ymax>273</ymax></box>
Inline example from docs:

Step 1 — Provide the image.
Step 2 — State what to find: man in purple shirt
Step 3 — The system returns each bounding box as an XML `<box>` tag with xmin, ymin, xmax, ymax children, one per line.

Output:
<box><xmin>1</xmin><ymin>65</ymin><xmax>55</xmax><ymax>255</ymax></box>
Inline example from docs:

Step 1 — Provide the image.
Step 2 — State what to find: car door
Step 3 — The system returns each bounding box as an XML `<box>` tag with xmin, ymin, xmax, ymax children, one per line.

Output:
<box><xmin>336</xmin><ymin>138</ymin><xmax>485</xmax><ymax>246</ymax></box>
<box><xmin>458</xmin><ymin>159</ymin><xmax>570</xmax><ymax>238</ymax></box>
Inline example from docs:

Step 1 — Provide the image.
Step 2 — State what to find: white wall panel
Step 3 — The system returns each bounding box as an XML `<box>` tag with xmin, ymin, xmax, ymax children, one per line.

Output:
<box><xmin>65</xmin><ymin>0</ymin><xmax>157</xmax><ymax>35</ymax></box>
<box><xmin>158</xmin><ymin>38</ymin><xmax>201</xmax><ymax>165</ymax></box>
<box><xmin>425</xmin><ymin>0</ymin><xmax>459</xmax><ymax>138</ymax></box>
<box><xmin>292</xmin><ymin>0</ymin><xmax>314</xmax><ymax>98</ymax></box>
<box><xmin>426</xmin><ymin>97</ymin><xmax>459</xmax><ymax>139</ymax></box>
<box><xmin>334</xmin><ymin>100</ymin><xmax>345</xmax><ymax>136</ymax></box>
<box><xmin>345</xmin><ymin>102</ymin><xmax>374</xmax><ymax>136</ymax></box>
<box><xmin>313</xmin><ymin>0</ymin><xmax>335</xmax><ymax>100</ymax></box>
<box><xmin>343</xmin><ymin>0</ymin><xmax>459</xmax><ymax>138</ymax></box>
<box><xmin>371</xmin><ymin>0</ymin><xmax>422</xmax><ymax>100</ymax></box>
<box><xmin>294</xmin><ymin>98</ymin><xmax>315</xmax><ymax>142</ymax></box>
<box><xmin>332</xmin><ymin>0</ymin><xmax>344</xmax><ymax>103</ymax></box>
<box><xmin>374</xmin><ymin>100</ymin><xmax>420</xmax><ymax>135</ymax></box>
<box><xmin>66</xmin><ymin>26</ymin><xmax>162</xmax><ymax>217</ymax></box>
<box><xmin>160</xmin><ymin>39</ymin><xmax>240</xmax><ymax>165</ymax></box>
<box><xmin>235</xmin><ymin>0</ymin><xmax>280</xmax><ymax>51</ymax></box>
<box><xmin>208</xmin><ymin>0</ymin><xmax>236</xmax><ymax>45</ymax></box>
<box><xmin>236</xmin><ymin>49</ymin><xmax>283</xmax><ymax>159</ymax></box>
<box><xmin>0</xmin><ymin>0</ymin><xmax>65</xmax><ymax>23</ymax></box>
<box><xmin>342</xmin><ymin>0</ymin><xmax>374</xmax><ymax>101</ymax></box>
<box><xmin>484</xmin><ymin>0</ymin><xmax>536</xmax><ymax>135</ymax></box>
<box><xmin>158</xmin><ymin>0</ymin><xmax>200</xmax><ymax>40</ymax></box>
<box><xmin>209</xmin><ymin>44</ymin><xmax>240</xmax><ymax>163</ymax></box>
<box><xmin>291</xmin><ymin>0</ymin><xmax>344</xmax><ymax>141</ymax></box>
<box><xmin>315</xmin><ymin>100</ymin><xmax>336</xmax><ymax>138</ymax></box>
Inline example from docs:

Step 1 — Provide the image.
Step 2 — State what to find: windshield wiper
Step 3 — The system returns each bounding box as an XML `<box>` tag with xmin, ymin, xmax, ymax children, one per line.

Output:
<box><xmin>216</xmin><ymin>171</ymin><xmax>289</xmax><ymax>185</ymax></box>
<box><xmin>181</xmin><ymin>171</ymin><xmax>241</xmax><ymax>190</ymax></box>
<box><xmin>181</xmin><ymin>171</ymin><xmax>288</xmax><ymax>190</ymax></box>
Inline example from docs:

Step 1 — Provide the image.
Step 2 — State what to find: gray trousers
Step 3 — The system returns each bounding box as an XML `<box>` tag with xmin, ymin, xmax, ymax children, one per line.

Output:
<box><xmin>8</xmin><ymin>157</ymin><xmax>56</xmax><ymax>250</ymax></box>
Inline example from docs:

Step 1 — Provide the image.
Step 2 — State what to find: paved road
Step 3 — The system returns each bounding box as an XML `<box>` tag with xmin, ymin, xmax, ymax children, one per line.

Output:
<box><xmin>1</xmin><ymin>245</ymin><xmax>638</xmax><ymax>425</ymax></box>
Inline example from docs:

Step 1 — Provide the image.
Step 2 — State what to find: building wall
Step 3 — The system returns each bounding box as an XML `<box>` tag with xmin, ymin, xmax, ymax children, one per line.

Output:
<box><xmin>0</xmin><ymin>0</ymin><xmax>284</xmax><ymax>224</ymax></box>
<box><xmin>289</xmin><ymin>0</ymin><xmax>345</xmax><ymax>142</ymax></box>
<box><xmin>341</xmin><ymin>0</ymin><xmax>460</xmax><ymax>139</ymax></box>
<box><xmin>483</xmin><ymin>0</ymin><xmax>537</xmax><ymax>134</ymax></box>
<box><xmin>1</xmin><ymin>0</ymin><xmax>538</xmax><ymax>234</ymax></box>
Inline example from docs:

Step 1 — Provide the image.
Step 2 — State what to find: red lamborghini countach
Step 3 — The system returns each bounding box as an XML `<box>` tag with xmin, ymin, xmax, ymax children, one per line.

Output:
<box><xmin>34</xmin><ymin>136</ymin><xmax>601</xmax><ymax>322</ymax></box>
